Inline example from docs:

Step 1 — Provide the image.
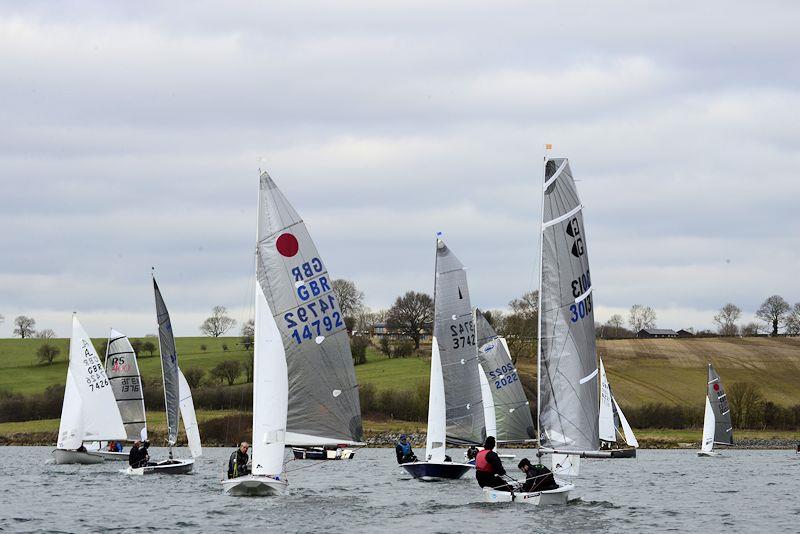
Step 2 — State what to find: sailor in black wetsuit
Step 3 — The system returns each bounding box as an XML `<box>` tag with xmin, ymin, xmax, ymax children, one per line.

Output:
<box><xmin>517</xmin><ymin>458</ymin><xmax>559</xmax><ymax>492</ymax></box>
<box><xmin>228</xmin><ymin>442</ymin><xmax>251</xmax><ymax>479</ymax></box>
<box><xmin>128</xmin><ymin>440</ymin><xmax>151</xmax><ymax>468</ymax></box>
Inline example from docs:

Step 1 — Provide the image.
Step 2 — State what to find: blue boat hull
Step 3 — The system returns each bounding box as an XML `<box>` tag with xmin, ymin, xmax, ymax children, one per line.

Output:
<box><xmin>400</xmin><ymin>461</ymin><xmax>474</xmax><ymax>481</ymax></box>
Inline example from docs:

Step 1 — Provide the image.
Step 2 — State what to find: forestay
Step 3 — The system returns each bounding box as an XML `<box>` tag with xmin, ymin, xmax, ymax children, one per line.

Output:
<box><xmin>475</xmin><ymin>309</ymin><xmax>534</xmax><ymax>442</ymax></box>
<box><xmin>178</xmin><ymin>368</ymin><xmax>202</xmax><ymax>458</ymax></box>
<box><xmin>707</xmin><ymin>363</ymin><xmax>733</xmax><ymax>446</ymax></box>
<box><xmin>153</xmin><ymin>277</ymin><xmax>181</xmax><ymax>446</ymax></box>
<box><xmin>434</xmin><ymin>237</ymin><xmax>485</xmax><ymax>445</ymax></box>
<box><xmin>105</xmin><ymin>330</ymin><xmax>147</xmax><ymax>441</ymax></box>
<box><xmin>57</xmin><ymin>316</ymin><xmax>126</xmax><ymax>449</ymax></box>
<box><xmin>256</xmin><ymin>172</ymin><xmax>362</xmax><ymax>446</ymax></box>
<box><xmin>538</xmin><ymin>158</ymin><xmax>599</xmax><ymax>452</ymax></box>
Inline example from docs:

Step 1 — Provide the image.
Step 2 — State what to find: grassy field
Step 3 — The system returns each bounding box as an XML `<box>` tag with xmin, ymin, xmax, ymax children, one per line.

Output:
<box><xmin>3</xmin><ymin>335</ymin><xmax>800</xmax><ymax>408</ymax></box>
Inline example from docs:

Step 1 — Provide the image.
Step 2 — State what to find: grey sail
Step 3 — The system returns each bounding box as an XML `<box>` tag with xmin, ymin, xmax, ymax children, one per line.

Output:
<box><xmin>475</xmin><ymin>309</ymin><xmax>535</xmax><ymax>442</ymax></box>
<box><xmin>707</xmin><ymin>363</ymin><xmax>733</xmax><ymax>445</ymax></box>
<box><xmin>105</xmin><ymin>330</ymin><xmax>148</xmax><ymax>442</ymax></box>
<box><xmin>538</xmin><ymin>158</ymin><xmax>599</xmax><ymax>452</ymax></box>
<box><xmin>153</xmin><ymin>277</ymin><xmax>180</xmax><ymax>446</ymax></box>
<box><xmin>257</xmin><ymin>172</ymin><xmax>362</xmax><ymax>444</ymax></box>
<box><xmin>434</xmin><ymin>237</ymin><xmax>485</xmax><ymax>445</ymax></box>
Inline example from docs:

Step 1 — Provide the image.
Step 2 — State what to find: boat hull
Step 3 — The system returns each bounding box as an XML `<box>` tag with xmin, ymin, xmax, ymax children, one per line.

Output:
<box><xmin>400</xmin><ymin>461</ymin><xmax>474</xmax><ymax>481</ymax></box>
<box><xmin>90</xmin><ymin>450</ymin><xmax>130</xmax><ymax>461</ymax></box>
<box><xmin>697</xmin><ymin>450</ymin><xmax>720</xmax><ymax>457</ymax></box>
<box><xmin>222</xmin><ymin>475</ymin><xmax>288</xmax><ymax>496</ymax></box>
<box><xmin>482</xmin><ymin>483</ymin><xmax>573</xmax><ymax>505</ymax></box>
<box><xmin>291</xmin><ymin>447</ymin><xmax>356</xmax><ymax>460</ymax></box>
<box><xmin>52</xmin><ymin>449</ymin><xmax>104</xmax><ymax>465</ymax></box>
<box><xmin>125</xmin><ymin>458</ymin><xmax>194</xmax><ymax>475</ymax></box>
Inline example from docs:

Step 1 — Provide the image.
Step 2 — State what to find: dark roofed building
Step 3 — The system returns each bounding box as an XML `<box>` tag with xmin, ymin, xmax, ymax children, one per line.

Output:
<box><xmin>676</xmin><ymin>329</ymin><xmax>695</xmax><ymax>338</ymax></box>
<box><xmin>637</xmin><ymin>328</ymin><xmax>678</xmax><ymax>339</ymax></box>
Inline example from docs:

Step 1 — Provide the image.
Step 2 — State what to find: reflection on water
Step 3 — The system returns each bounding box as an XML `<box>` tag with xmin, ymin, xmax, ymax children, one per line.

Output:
<box><xmin>0</xmin><ymin>447</ymin><xmax>797</xmax><ymax>532</ymax></box>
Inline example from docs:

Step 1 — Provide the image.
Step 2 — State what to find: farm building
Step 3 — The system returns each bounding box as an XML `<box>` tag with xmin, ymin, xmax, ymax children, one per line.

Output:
<box><xmin>637</xmin><ymin>328</ymin><xmax>678</xmax><ymax>339</ymax></box>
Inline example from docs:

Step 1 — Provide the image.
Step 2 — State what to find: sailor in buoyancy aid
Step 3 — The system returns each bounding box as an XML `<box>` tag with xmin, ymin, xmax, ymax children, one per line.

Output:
<box><xmin>227</xmin><ymin>442</ymin><xmax>251</xmax><ymax>479</ymax></box>
<box><xmin>395</xmin><ymin>435</ymin><xmax>417</xmax><ymax>464</ymax></box>
<box><xmin>475</xmin><ymin>436</ymin><xmax>514</xmax><ymax>492</ymax></box>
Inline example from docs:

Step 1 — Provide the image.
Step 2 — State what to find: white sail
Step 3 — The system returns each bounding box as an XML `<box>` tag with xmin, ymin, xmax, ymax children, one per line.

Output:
<box><xmin>178</xmin><ymin>368</ymin><xmax>202</xmax><ymax>459</ymax></box>
<box><xmin>424</xmin><ymin>338</ymin><xmax>447</xmax><ymax>463</ymax></box>
<box><xmin>251</xmin><ymin>276</ymin><xmax>288</xmax><ymax>476</ymax></box>
<box><xmin>551</xmin><ymin>453</ymin><xmax>580</xmax><ymax>477</ymax></box>
<box><xmin>57</xmin><ymin>316</ymin><xmax>126</xmax><ymax>448</ymax></box>
<box><xmin>57</xmin><ymin>370</ymin><xmax>84</xmax><ymax>449</ymax></box>
<box><xmin>598</xmin><ymin>359</ymin><xmax>616</xmax><ymax>443</ymax></box>
<box><xmin>701</xmin><ymin>396</ymin><xmax>715</xmax><ymax>453</ymax></box>
<box><xmin>613</xmin><ymin>396</ymin><xmax>638</xmax><ymax>447</ymax></box>
<box><xmin>478</xmin><ymin>363</ymin><xmax>498</xmax><ymax>440</ymax></box>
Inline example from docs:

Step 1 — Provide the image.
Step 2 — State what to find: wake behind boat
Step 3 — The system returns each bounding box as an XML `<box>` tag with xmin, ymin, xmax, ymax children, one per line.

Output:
<box><xmin>400</xmin><ymin>235</ymin><xmax>484</xmax><ymax>481</ymax></box>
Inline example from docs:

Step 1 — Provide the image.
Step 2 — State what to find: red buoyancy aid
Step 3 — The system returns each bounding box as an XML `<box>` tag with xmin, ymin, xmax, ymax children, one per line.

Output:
<box><xmin>475</xmin><ymin>449</ymin><xmax>493</xmax><ymax>473</ymax></box>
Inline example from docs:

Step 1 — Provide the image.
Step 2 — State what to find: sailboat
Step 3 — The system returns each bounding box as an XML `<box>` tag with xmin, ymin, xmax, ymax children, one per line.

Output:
<box><xmin>483</xmin><ymin>156</ymin><xmax>600</xmax><ymax>505</ymax></box>
<box><xmin>53</xmin><ymin>315</ymin><xmax>127</xmax><ymax>465</ymax></box>
<box><xmin>125</xmin><ymin>277</ymin><xmax>202</xmax><ymax>475</ymax></box>
<box><xmin>223</xmin><ymin>171</ymin><xmax>362</xmax><ymax>495</ymax></box>
<box><xmin>474</xmin><ymin>309</ymin><xmax>535</xmax><ymax>460</ymax></box>
<box><xmin>87</xmin><ymin>330</ymin><xmax>148</xmax><ymax>461</ymax></box>
<box><xmin>401</xmin><ymin>235</ymin><xmax>485</xmax><ymax>481</ymax></box>
<box><xmin>598</xmin><ymin>358</ymin><xmax>638</xmax><ymax>458</ymax></box>
<box><xmin>698</xmin><ymin>362</ymin><xmax>733</xmax><ymax>457</ymax></box>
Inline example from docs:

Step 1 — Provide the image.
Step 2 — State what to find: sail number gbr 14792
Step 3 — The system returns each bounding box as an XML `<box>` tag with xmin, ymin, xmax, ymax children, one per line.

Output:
<box><xmin>568</xmin><ymin>269</ymin><xmax>593</xmax><ymax>323</ymax></box>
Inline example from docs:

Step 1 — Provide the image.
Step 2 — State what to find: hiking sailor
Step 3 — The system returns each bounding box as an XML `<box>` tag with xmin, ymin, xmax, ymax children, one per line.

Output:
<box><xmin>475</xmin><ymin>436</ymin><xmax>513</xmax><ymax>491</ymax></box>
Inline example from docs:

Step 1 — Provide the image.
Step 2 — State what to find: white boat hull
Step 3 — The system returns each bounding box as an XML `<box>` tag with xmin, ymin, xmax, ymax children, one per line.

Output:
<box><xmin>52</xmin><ymin>449</ymin><xmax>104</xmax><ymax>465</ymax></box>
<box><xmin>697</xmin><ymin>450</ymin><xmax>721</xmax><ymax>457</ymax></box>
<box><xmin>482</xmin><ymin>483</ymin><xmax>573</xmax><ymax>505</ymax></box>
<box><xmin>90</xmin><ymin>450</ymin><xmax>130</xmax><ymax>461</ymax></box>
<box><xmin>222</xmin><ymin>475</ymin><xmax>288</xmax><ymax>496</ymax></box>
<box><xmin>125</xmin><ymin>458</ymin><xmax>194</xmax><ymax>475</ymax></box>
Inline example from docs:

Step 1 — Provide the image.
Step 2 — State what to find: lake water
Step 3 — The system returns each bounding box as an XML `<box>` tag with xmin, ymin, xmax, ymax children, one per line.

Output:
<box><xmin>0</xmin><ymin>446</ymin><xmax>797</xmax><ymax>532</ymax></box>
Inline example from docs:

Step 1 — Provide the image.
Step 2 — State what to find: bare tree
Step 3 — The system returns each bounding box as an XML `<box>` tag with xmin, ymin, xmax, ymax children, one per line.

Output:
<box><xmin>499</xmin><ymin>290</ymin><xmax>539</xmax><ymax>361</ymax></box>
<box><xmin>241</xmin><ymin>318</ymin><xmax>254</xmax><ymax>350</ymax></box>
<box><xmin>35</xmin><ymin>329</ymin><xmax>56</xmax><ymax>339</ymax></box>
<box><xmin>727</xmin><ymin>382</ymin><xmax>764</xmax><ymax>429</ymax></box>
<box><xmin>13</xmin><ymin>316</ymin><xmax>36</xmax><ymax>338</ymax></box>
<box><xmin>785</xmin><ymin>303</ymin><xmax>800</xmax><ymax>336</ymax></box>
<box><xmin>141</xmin><ymin>341</ymin><xmax>157</xmax><ymax>356</ymax></box>
<box><xmin>628</xmin><ymin>305</ymin><xmax>656</xmax><ymax>332</ymax></box>
<box><xmin>713</xmin><ymin>303</ymin><xmax>742</xmax><ymax>336</ymax></box>
<box><xmin>199</xmin><ymin>306</ymin><xmax>237</xmax><ymax>337</ymax></box>
<box><xmin>36</xmin><ymin>343</ymin><xmax>60</xmax><ymax>365</ymax></box>
<box><xmin>740</xmin><ymin>322</ymin><xmax>761</xmax><ymax>336</ymax></box>
<box><xmin>331</xmin><ymin>279</ymin><xmax>365</xmax><ymax>319</ymax></box>
<box><xmin>386</xmin><ymin>291</ymin><xmax>434</xmax><ymax>349</ymax></box>
<box><xmin>755</xmin><ymin>295</ymin><xmax>790</xmax><ymax>336</ymax></box>
<box><xmin>605</xmin><ymin>314</ymin><xmax>625</xmax><ymax>337</ymax></box>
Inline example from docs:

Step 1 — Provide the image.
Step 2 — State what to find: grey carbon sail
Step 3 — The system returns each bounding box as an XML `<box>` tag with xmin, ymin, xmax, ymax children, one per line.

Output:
<box><xmin>475</xmin><ymin>309</ymin><xmax>534</xmax><ymax>442</ymax></box>
<box><xmin>153</xmin><ymin>277</ymin><xmax>180</xmax><ymax>446</ymax></box>
<box><xmin>434</xmin><ymin>237</ymin><xmax>485</xmax><ymax>445</ymax></box>
<box><xmin>707</xmin><ymin>363</ymin><xmax>733</xmax><ymax>445</ymax></box>
<box><xmin>105</xmin><ymin>331</ymin><xmax>147</xmax><ymax>442</ymax></box>
<box><xmin>538</xmin><ymin>158</ymin><xmax>599</xmax><ymax>452</ymax></box>
<box><xmin>257</xmin><ymin>171</ymin><xmax>362</xmax><ymax>444</ymax></box>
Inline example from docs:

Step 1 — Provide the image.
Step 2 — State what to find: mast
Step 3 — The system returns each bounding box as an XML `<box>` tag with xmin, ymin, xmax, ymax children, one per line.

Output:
<box><xmin>536</xmin><ymin>150</ymin><xmax>547</xmax><ymax>451</ymax></box>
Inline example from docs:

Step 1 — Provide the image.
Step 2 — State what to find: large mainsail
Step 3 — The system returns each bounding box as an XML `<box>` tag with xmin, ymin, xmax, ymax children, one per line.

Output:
<box><xmin>475</xmin><ymin>309</ymin><xmax>534</xmax><ymax>442</ymax></box>
<box><xmin>57</xmin><ymin>315</ymin><xmax>126</xmax><ymax>449</ymax></box>
<box><xmin>707</xmin><ymin>363</ymin><xmax>733</xmax><ymax>446</ymax></box>
<box><xmin>153</xmin><ymin>277</ymin><xmax>181</xmax><ymax>446</ymax></box>
<box><xmin>434</xmin><ymin>237</ymin><xmax>485</xmax><ymax>445</ymax></box>
<box><xmin>256</xmin><ymin>171</ymin><xmax>362</xmax><ymax>446</ymax></box>
<box><xmin>538</xmin><ymin>157</ymin><xmax>599</xmax><ymax>452</ymax></box>
<box><xmin>105</xmin><ymin>330</ymin><xmax>147</xmax><ymax>442</ymax></box>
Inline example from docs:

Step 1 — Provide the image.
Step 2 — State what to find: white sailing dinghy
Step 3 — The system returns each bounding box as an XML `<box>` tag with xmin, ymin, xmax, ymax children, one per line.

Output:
<box><xmin>125</xmin><ymin>277</ymin><xmax>202</xmax><ymax>475</ymax></box>
<box><xmin>474</xmin><ymin>309</ymin><xmax>535</xmax><ymax>460</ymax></box>
<box><xmin>598</xmin><ymin>358</ymin><xmax>638</xmax><ymax>458</ymax></box>
<box><xmin>483</xmin><ymin>157</ymin><xmax>601</xmax><ymax>505</ymax></box>
<box><xmin>87</xmin><ymin>330</ymin><xmax>149</xmax><ymax>461</ymax></box>
<box><xmin>53</xmin><ymin>315</ymin><xmax>127</xmax><ymax>465</ymax></box>
<box><xmin>698</xmin><ymin>362</ymin><xmax>733</xmax><ymax>457</ymax></box>
<box><xmin>224</xmin><ymin>171</ymin><xmax>363</xmax><ymax>494</ymax></box>
<box><xmin>401</xmin><ymin>236</ymin><xmax>485</xmax><ymax>481</ymax></box>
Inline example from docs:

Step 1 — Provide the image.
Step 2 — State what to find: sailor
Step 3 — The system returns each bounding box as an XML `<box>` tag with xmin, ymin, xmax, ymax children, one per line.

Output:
<box><xmin>228</xmin><ymin>442</ymin><xmax>251</xmax><ymax>479</ymax></box>
<box><xmin>395</xmin><ymin>435</ymin><xmax>417</xmax><ymax>464</ymax></box>
<box><xmin>466</xmin><ymin>445</ymin><xmax>479</xmax><ymax>464</ymax></box>
<box><xmin>517</xmin><ymin>458</ymin><xmax>558</xmax><ymax>492</ymax></box>
<box><xmin>475</xmin><ymin>436</ymin><xmax>513</xmax><ymax>491</ymax></box>
<box><xmin>108</xmin><ymin>441</ymin><xmax>123</xmax><ymax>453</ymax></box>
<box><xmin>128</xmin><ymin>440</ymin><xmax>151</xmax><ymax>468</ymax></box>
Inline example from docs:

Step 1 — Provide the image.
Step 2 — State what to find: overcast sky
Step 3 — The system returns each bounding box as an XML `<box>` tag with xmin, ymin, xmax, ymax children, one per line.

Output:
<box><xmin>1</xmin><ymin>1</ymin><xmax>798</xmax><ymax>337</ymax></box>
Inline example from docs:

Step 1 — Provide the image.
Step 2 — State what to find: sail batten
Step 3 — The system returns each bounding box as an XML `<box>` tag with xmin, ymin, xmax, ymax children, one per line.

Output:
<box><xmin>538</xmin><ymin>158</ymin><xmax>599</xmax><ymax>453</ymax></box>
